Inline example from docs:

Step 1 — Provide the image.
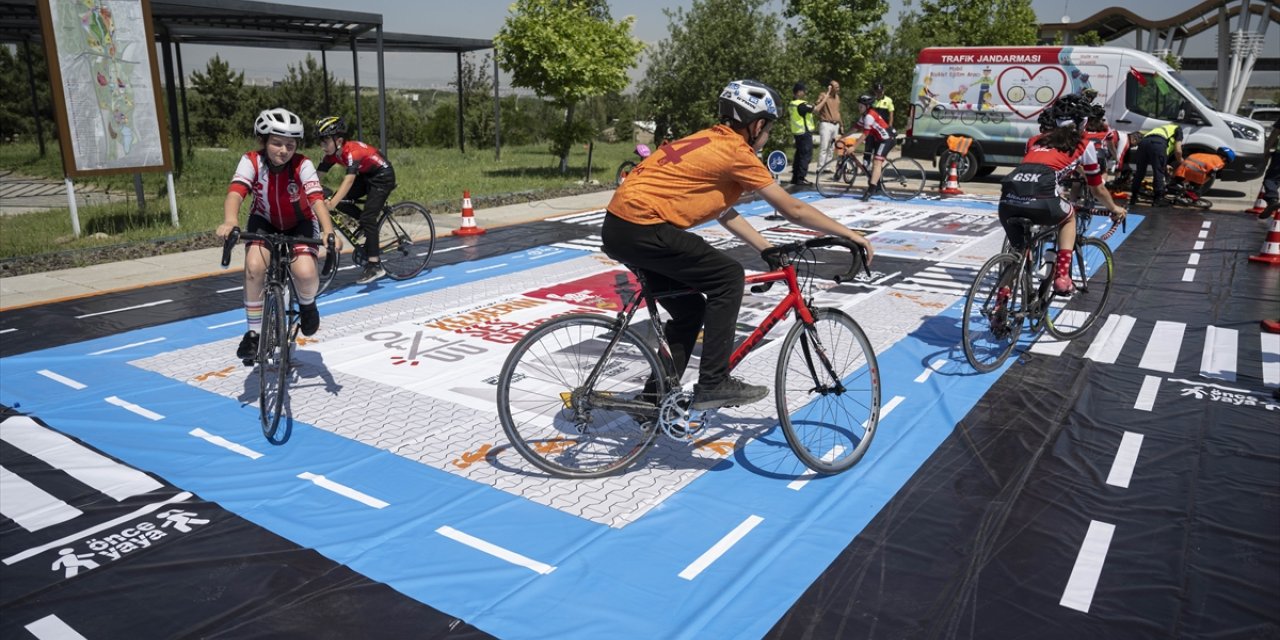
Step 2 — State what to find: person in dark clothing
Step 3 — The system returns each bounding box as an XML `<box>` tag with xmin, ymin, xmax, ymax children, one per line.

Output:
<box><xmin>1129</xmin><ymin>122</ymin><xmax>1183</xmax><ymax>206</ymax></box>
<box><xmin>788</xmin><ymin>82</ymin><xmax>816</xmax><ymax>186</ymax></box>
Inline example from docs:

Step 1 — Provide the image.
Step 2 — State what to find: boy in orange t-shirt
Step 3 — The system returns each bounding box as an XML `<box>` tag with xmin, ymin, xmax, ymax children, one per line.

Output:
<box><xmin>603</xmin><ymin>79</ymin><xmax>873</xmax><ymax>411</ymax></box>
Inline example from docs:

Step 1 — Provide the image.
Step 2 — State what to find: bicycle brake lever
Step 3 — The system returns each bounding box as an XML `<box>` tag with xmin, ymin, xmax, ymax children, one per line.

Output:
<box><xmin>750</xmin><ymin>282</ymin><xmax>774</xmax><ymax>294</ymax></box>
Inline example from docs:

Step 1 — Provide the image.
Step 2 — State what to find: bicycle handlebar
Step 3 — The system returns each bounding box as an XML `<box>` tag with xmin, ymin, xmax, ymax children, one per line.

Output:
<box><xmin>219</xmin><ymin>227</ymin><xmax>333</xmax><ymax>268</ymax></box>
<box><xmin>754</xmin><ymin>237</ymin><xmax>870</xmax><ymax>293</ymax></box>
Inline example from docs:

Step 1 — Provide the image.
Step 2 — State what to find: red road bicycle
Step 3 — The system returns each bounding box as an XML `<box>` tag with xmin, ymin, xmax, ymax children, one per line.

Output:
<box><xmin>495</xmin><ymin>237</ymin><xmax>881</xmax><ymax>478</ymax></box>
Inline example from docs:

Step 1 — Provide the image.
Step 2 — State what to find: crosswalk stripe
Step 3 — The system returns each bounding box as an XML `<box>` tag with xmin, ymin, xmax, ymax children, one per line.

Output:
<box><xmin>1138</xmin><ymin>321</ymin><xmax>1185</xmax><ymax>373</ymax></box>
<box><xmin>0</xmin><ymin>465</ymin><xmax>82</xmax><ymax>532</ymax></box>
<box><xmin>1083</xmin><ymin>315</ymin><xmax>1136</xmax><ymax>364</ymax></box>
<box><xmin>1134</xmin><ymin>376</ymin><xmax>1161</xmax><ymax>411</ymax></box>
<box><xmin>1261</xmin><ymin>332</ymin><xmax>1279</xmax><ymax>387</ymax></box>
<box><xmin>1105</xmin><ymin>431</ymin><xmax>1144</xmax><ymax>488</ymax></box>
<box><xmin>24</xmin><ymin>614</ymin><xmax>87</xmax><ymax>640</ymax></box>
<box><xmin>1200</xmin><ymin>325</ymin><xmax>1238</xmax><ymax>381</ymax></box>
<box><xmin>0</xmin><ymin>416</ymin><xmax>163</xmax><ymax>500</ymax></box>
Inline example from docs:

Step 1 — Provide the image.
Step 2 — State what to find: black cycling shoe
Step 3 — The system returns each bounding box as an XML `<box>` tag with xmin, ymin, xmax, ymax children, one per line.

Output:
<box><xmin>691</xmin><ymin>376</ymin><xmax>769</xmax><ymax>410</ymax></box>
<box><xmin>236</xmin><ymin>331</ymin><xmax>259</xmax><ymax>363</ymax></box>
<box><xmin>299</xmin><ymin>303</ymin><xmax>320</xmax><ymax>336</ymax></box>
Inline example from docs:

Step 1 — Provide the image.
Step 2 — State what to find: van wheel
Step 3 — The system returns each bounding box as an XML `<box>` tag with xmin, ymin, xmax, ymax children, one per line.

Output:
<box><xmin>955</xmin><ymin>151</ymin><xmax>979</xmax><ymax>182</ymax></box>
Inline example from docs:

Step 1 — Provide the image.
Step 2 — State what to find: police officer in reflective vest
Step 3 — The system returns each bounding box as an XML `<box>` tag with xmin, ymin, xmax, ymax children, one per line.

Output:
<box><xmin>789</xmin><ymin>82</ymin><xmax>817</xmax><ymax>186</ymax></box>
<box><xmin>1130</xmin><ymin>122</ymin><xmax>1183</xmax><ymax>206</ymax></box>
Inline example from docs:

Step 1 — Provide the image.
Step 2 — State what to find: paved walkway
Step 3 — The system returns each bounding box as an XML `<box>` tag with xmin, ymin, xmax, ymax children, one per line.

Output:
<box><xmin>0</xmin><ymin>170</ymin><xmax>129</xmax><ymax>216</ymax></box>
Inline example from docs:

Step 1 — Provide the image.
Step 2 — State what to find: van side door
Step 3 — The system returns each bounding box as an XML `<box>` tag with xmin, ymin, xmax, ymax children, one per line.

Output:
<box><xmin>1118</xmin><ymin>64</ymin><xmax>1202</xmax><ymax>140</ymax></box>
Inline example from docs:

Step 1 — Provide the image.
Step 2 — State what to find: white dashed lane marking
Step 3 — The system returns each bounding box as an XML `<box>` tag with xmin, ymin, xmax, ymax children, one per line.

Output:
<box><xmin>297</xmin><ymin>472</ymin><xmax>389</xmax><ymax>508</ymax></box>
<box><xmin>436</xmin><ymin>525</ymin><xmax>557</xmax><ymax>574</ymax></box>
<box><xmin>36</xmin><ymin>369</ymin><xmax>86</xmax><ymax>390</ymax></box>
<box><xmin>679</xmin><ymin>515</ymin><xmax>764</xmax><ymax>580</ymax></box>
<box><xmin>75</xmin><ymin>299</ymin><xmax>172</xmax><ymax>319</ymax></box>
<box><xmin>1060</xmin><ymin>520</ymin><xmax>1116</xmax><ymax>613</ymax></box>
<box><xmin>88</xmin><ymin>337</ymin><xmax>166</xmax><ymax>356</ymax></box>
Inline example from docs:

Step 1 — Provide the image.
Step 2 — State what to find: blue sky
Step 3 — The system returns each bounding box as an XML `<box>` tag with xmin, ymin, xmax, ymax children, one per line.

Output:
<box><xmin>183</xmin><ymin>0</ymin><xmax>1277</xmax><ymax>91</ymax></box>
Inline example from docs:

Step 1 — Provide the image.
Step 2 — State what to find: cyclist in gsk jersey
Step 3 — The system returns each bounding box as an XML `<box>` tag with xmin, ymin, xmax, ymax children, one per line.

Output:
<box><xmin>601</xmin><ymin>79</ymin><xmax>874</xmax><ymax>411</ymax></box>
<box><xmin>215</xmin><ymin>108</ymin><xmax>341</xmax><ymax>361</ymax></box>
<box><xmin>315</xmin><ymin>116</ymin><xmax>398</xmax><ymax>284</ymax></box>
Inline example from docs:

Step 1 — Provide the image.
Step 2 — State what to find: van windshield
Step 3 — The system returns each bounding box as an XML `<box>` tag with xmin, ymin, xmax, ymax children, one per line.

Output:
<box><xmin>1167</xmin><ymin>71</ymin><xmax>1214</xmax><ymax>110</ymax></box>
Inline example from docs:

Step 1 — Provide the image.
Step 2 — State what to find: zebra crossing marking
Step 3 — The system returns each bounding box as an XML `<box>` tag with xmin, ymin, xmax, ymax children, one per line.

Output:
<box><xmin>1201</xmin><ymin>326</ymin><xmax>1238</xmax><ymax>381</ymax></box>
<box><xmin>1263</xmin><ymin>333</ymin><xmax>1279</xmax><ymax>387</ymax></box>
<box><xmin>1083</xmin><ymin>315</ymin><xmax>1136</xmax><ymax>364</ymax></box>
<box><xmin>1138</xmin><ymin>321</ymin><xmax>1185</xmax><ymax>373</ymax></box>
<box><xmin>1105</xmin><ymin>432</ymin><xmax>1144</xmax><ymax>488</ymax></box>
<box><xmin>1</xmin><ymin>416</ymin><xmax>163</xmax><ymax>501</ymax></box>
<box><xmin>24</xmin><ymin>614</ymin><xmax>87</xmax><ymax>640</ymax></box>
<box><xmin>0</xmin><ymin>465</ymin><xmax>82</xmax><ymax>532</ymax></box>
<box><xmin>1134</xmin><ymin>376</ymin><xmax>1161</xmax><ymax>411</ymax></box>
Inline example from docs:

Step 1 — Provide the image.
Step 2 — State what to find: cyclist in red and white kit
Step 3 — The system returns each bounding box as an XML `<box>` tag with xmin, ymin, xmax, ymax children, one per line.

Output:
<box><xmin>315</xmin><ymin>116</ymin><xmax>398</xmax><ymax>284</ymax></box>
<box><xmin>215</xmin><ymin>108</ymin><xmax>340</xmax><ymax>361</ymax></box>
<box><xmin>1000</xmin><ymin>95</ymin><xmax>1125</xmax><ymax>295</ymax></box>
<box><xmin>851</xmin><ymin>94</ymin><xmax>896</xmax><ymax>201</ymax></box>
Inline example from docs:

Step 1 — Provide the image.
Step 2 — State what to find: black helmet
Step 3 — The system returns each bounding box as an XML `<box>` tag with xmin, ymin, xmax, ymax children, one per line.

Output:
<box><xmin>315</xmin><ymin>116</ymin><xmax>346</xmax><ymax>138</ymax></box>
<box><xmin>1046</xmin><ymin>94</ymin><xmax>1090</xmax><ymax>128</ymax></box>
<box><xmin>857</xmin><ymin>94</ymin><xmax>874</xmax><ymax>106</ymax></box>
<box><xmin>872</xmin><ymin>80</ymin><xmax>885</xmax><ymax>92</ymax></box>
<box><xmin>719</xmin><ymin>80</ymin><xmax>782</xmax><ymax>126</ymax></box>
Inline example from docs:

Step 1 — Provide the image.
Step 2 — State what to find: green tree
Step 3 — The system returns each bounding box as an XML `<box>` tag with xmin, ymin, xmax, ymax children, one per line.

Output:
<box><xmin>1075</xmin><ymin>30</ymin><xmax>1106</xmax><ymax>46</ymax></box>
<box><xmin>784</xmin><ymin>0</ymin><xmax>889</xmax><ymax>99</ymax></box>
<box><xmin>494</xmin><ymin>0</ymin><xmax>644</xmax><ymax>173</ymax></box>
<box><xmin>188</xmin><ymin>54</ymin><xmax>245</xmax><ymax>145</ymax></box>
<box><xmin>274</xmin><ymin>54</ymin><xmax>354</xmax><ymax>134</ymax></box>
<box><xmin>638</xmin><ymin>0</ymin><xmax>791</xmax><ymax>141</ymax></box>
<box><xmin>0</xmin><ymin>43</ymin><xmax>55</xmax><ymax>145</ymax></box>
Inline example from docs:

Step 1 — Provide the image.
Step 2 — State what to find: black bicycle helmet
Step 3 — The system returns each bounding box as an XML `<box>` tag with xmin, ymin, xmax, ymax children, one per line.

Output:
<box><xmin>718</xmin><ymin>80</ymin><xmax>782</xmax><ymax>125</ymax></box>
<box><xmin>857</xmin><ymin>94</ymin><xmax>874</xmax><ymax>106</ymax></box>
<box><xmin>315</xmin><ymin>116</ymin><xmax>347</xmax><ymax>138</ymax></box>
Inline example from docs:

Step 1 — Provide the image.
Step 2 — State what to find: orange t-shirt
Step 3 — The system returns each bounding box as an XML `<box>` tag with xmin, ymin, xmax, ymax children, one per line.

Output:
<box><xmin>608</xmin><ymin>125</ymin><xmax>775</xmax><ymax>229</ymax></box>
<box><xmin>1173</xmin><ymin>153</ymin><xmax>1225</xmax><ymax>185</ymax></box>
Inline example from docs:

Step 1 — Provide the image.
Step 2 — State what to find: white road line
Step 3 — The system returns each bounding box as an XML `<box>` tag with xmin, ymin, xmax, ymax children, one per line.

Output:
<box><xmin>1029</xmin><ymin>334</ymin><xmax>1071</xmax><ymax>356</ymax></box>
<box><xmin>88</xmin><ymin>337</ymin><xmax>166</xmax><ymax>356</ymax></box>
<box><xmin>1200</xmin><ymin>325</ymin><xmax>1238</xmax><ymax>381</ymax></box>
<box><xmin>1083</xmin><ymin>315</ymin><xmax>1136</xmax><ymax>364</ymax></box>
<box><xmin>0</xmin><ymin>328</ymin><xmax>16</xmax><ymax>335</ymax></box>
<box><xmin>465</xmin><ymin>263</ymin><xmax>508</xmax><ymax>274</ymax></box>
<box><xmin>297</xmin><ymin>472</ymin><xmax>388</xmax><ymax>508</ymax></box>
<box><xmin>787</xmin><ymin>445</ymin><xmax>848</xmax><ymax>491</ymax></box>
<box><xmin>1187</xmin><ymin>253</ymin><xmax>1200</xmax><ymax>266</ymax></box>
<box><xmin>1134</xmin><ymin>376</ymin><xmax>1161</xmax><ymax>411</ymax></box>
<box><xmin>679</xmin><ymin>515</ymin><xmax>764</xmax><ymax>580</ymax></box>
<box><xmin>1193</xmin><ymin>241</ymin><xmax>1204</xmax><ymax>250</ymax></box>
<box><xmin>528</xmin><ymin>249</ymin><xmax>565</xmax><ymax>260</ymax></box>
<box><xmin>104</xmin><ymin>396</ymin><xmax>165</xmax><ymax>421</ymax></box>
<box><xmin>0</xmin><ymin>416</ymin><xmax>163</xmax><ymax>500</ymax></box>
<box><xmin>36</xmin><ymin>370</ymin><xmax>86</xmax><ymax>390</ymax></box>
<box><xmin>75</xmin><ymin>299</ymin><xmax>172</xmax><ymax>319</ymax></box>
<box><xmin>436</xmin><ymin>525</ymin><xmax>556</xmax><ymax>574</ymax></box>
<box><xmin>1182</xmin><ymin>268</ymin><xmax>1196</xmax><ymax>282</ymax></box>
<box><xmin>317</xmin><ymin>293</ymin><xmax>369</xmax><ymax>306</ymax></box>
<box><xmin>1106</xmin><ymin>432</ymin><xmax>1144</xmax><ymax>488</ymax></box>
<box><xmin>338</xmin><ymin>264</ymin><xmax>359</xmax><ymax>271</ymax></box>
<box><xmin>1263</xmin><ymin>333</ymin><xmax>1280</xmax><ymax>387</ymax></box>
<box><xmin>216</xmin><ymin>285</ymin><xmax>244</xmax><ymax>294</ymax></box>
<box><xmin>1138</xmin><ymin>321</ymin><xmax>1186</xmax><ymax>373</ymax></box>
<box><xmin>1197</xmin><ymin>230</ymin><xmax>1208</xmax><ymax>239</ymax></box>
<box><xmin>207</xmin><ymin>319</ymin><xmax>243</xmax><ymax>329</ymax></box>
<box><xmin>548</xmin><ymin>209</ymin><xmax>606</xmax><ymax>223</ymax></box>
<box><xmin>1201</xmin><ymin>221</ymin><xmax>1211</xmax><ymax>229</ymax></box>
<box><xmin>874</xmin><ymin>395</ymin><xmax>906</xmax><ymax>425</ymax></box>
<box><xmin>394</xmin><ymin>276</ymin><xmax>444</xmax><ymax>289</ymax></box>
<box><xmin>189</xmin><ymin>428</ymin><xmax>263</xmax><ymax>460</ymax></box>
<box><xmin>3</xmin><ymin>492</ymin><xmax>192</xmax><ymax>566</ymax></box>
<box><xmin>913</xmin><ymin>359</ymin><xmax>946</xmax><ymax>383</ymax></box>
<box><xmin>0</xmin><ymin>465</ymin><xmax>82</xmax><ymax>532</ymax></box>
<box><xmin>1060</xmin><ymin>520</ymin><xmax>1116</xmax><ymax>613</ymax></box>
<box><xmin>24</xmin><ymin>614</ymin><xmax>87</xmax><ymax>640</ymax></box>
<box><xmin>433</xmin><ymin>245</ymin><xmax>466</xmax><ymax>254</ymax></box>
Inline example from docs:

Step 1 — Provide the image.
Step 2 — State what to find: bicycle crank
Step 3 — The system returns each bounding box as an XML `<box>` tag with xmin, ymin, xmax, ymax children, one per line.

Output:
<box><xmin>657</xmin><ymin>390</ymin><xmax>708</xmax><ymax>442</ymax></box>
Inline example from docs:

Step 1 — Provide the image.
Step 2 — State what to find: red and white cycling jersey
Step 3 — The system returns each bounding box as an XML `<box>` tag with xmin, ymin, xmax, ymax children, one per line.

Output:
<box><xmin>228</xmin><ymin>152</ymin><xmax>324</xmax><ymax>230</ymax></box>
<box><xmin>851</xmin><ymin>110</ymin><xmax>894</xmax><ymax>143</ymax></box>
<box><xmin>319</xmin><ymin>140</ymin><xmax>391</xmax><ymax>176</ymax></box>
<box><xmin>1002</xmin><ymin>138</ymin><xmax>1102</xmax><ymax>204</ymax></box>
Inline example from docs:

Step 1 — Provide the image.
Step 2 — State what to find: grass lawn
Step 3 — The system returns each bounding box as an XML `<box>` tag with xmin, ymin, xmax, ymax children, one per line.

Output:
<box><xmin>1</xmin><ymin>140</ymin><xmax>636</xmax><ymax>260</ymax></box>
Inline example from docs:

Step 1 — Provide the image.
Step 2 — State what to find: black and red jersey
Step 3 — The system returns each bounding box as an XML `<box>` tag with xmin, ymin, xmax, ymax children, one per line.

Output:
<box><xmin>228</xmin><ymin>152</ymin><xmax>324</xmax><ymax>230</ymax></box>
<box><xmin>319</xmin><ymin>140</ymin><xmax>392</xmax><ymax>176</ymax></box>
<box><xmin>1002</xmin><ymin>138</ymin><xmax>1102</xmax><ymax>204</ymax></box>
<box><xmin>851</xmin><ymin>110</ymin><xmax>894</xmax><ymax>143</ymax></box>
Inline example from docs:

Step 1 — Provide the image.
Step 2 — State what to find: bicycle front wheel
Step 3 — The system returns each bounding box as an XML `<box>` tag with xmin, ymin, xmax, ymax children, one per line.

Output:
<box><xmin>1045</xmin><ymin>237</ymin><xmax>1113</xmax><ymax>340</ymax></box>
<box><xmin>962</xmin><ymin>253</ymin><xmax>1027</xmax><ymax>373</ymax></box>
<box><xmin>776</xmin><ymin>308</ymin><xmax>881</xmax><ymax>474</ymax></box>
<box><xmin>379</xmin><ymin>202</ymin><xmax>435</xmax><ymax>281</ymax></box>
<box><xmin>496</xmin><ymin>314</ymin><xmax>662</xmax><ymax>478</ymax></box>
<box><xmin>316</xmin><ymin>236</ymin><xmax>342</xmax><ymax>296</ymax></box>
<box><xmin>881</xmin><ymin>157</ymin><xmax>926</xmax><ymax>200</ymax></box>
<box><xmin>259</xmin><ymin>284</ymin><xmax>291</xmax><ymax>442</ymax></box>
<box><xmin>816</xmin><ymin>158</ymin><xmax>857</xmax><ymax>198</ymax></box>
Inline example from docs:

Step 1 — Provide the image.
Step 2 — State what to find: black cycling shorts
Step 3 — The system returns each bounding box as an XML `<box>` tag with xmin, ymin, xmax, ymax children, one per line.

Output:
<box><xmin>246</xmin><ymin>214</ymin><xmax>320</xmax><ymax>258</ymax></box>
<box><xmin>997</xmin><ymin>198</ymin><xmax>1073</xmax><ymax>248</ymax></box>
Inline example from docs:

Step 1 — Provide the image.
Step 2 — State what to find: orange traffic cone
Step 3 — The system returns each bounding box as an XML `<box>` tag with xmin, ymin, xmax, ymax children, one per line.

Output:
<box><xmin>1261</xmin><ymin>319</ymin><xmax>1280</xmax><ymax>334</ymax></box>
<box><xmin>453</xmin><ymin>190</ymin><xmax>486</xmax><ymax>236</ymax></box>
<box><xmin>941</xmin><ymin>159</ymin><xmax>964</xmax><ymax>195</ymax></box>
<box><xmin>1246</xmin><ymin>188</ymin><xmax>1267</xmax><ymax>215</ymax></box>
<box><xmin>1249</xmin><ymin>209</ymin><xmax>1280</xmax><ymax>264</ymax></box>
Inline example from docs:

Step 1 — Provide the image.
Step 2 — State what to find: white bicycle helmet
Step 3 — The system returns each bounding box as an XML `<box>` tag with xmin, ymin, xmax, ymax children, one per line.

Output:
<box><xmin>718</xmin><ymin>80</ymin><xmax>781</xmax><ymax>126</ymax></box>
<box><xmin>254</xmin><ymin>108</ymin><xmax>304</xmax><ymax>139</ymax></box>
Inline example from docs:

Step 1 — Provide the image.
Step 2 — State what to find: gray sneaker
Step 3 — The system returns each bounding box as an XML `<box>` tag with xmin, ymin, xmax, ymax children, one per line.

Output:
<box><xmin>356</xmin><ymin>262</ymin><xmax>386</xmax><ymax>284</ymax></box>
<box><xmin>691</xmin><ymin>376</ymin><xmax>769</xmax><ymax>410</ymax></box>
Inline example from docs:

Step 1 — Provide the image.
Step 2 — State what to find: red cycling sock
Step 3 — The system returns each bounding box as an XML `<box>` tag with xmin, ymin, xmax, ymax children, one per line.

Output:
<box><xmin>1055</xmin><ymin>249</ymin><xmax>1073</xmax><ymax>279</ymax></box>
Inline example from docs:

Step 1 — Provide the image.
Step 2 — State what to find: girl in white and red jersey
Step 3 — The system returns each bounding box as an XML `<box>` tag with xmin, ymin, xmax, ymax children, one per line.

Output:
<box><xmin>215</xmin><ymin>108</ymin><xmax>340</xmax><ymax>362</ymax></box>
<box><xmin>851</xmin><ymin>94</ymin><xmax>896</xmax><ymax>201</ymax></box>
<box><xmin>1001</xmin><ymin>96</ymin><xmax>1125</xmax><ymax>295</ymax></box>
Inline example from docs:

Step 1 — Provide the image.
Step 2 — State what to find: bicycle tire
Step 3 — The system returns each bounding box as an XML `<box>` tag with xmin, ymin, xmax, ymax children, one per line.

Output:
<box><xmin>962</xmin><ymin>253</ymin><xmax>1027</xmax><ymax>373</ymax></box>
<box><xmin>616</xmin><ymin>160</ymin><xmax>637</xmax><ymax>186</ymax></box>
<box><xmin>881</xmin><ymin>157</ymin><xmax>926</xmax><ymax>200</ymax></box>
<box><xmin>316</xmin><ymin>224</ymin><xmax>353</xmax><ymax>296</ymax></box>
<box><xmin>379</xmin><ymin>202</ymin><xmax>435</xmax><ymax>281</ymax></box>
<box><xmin>259</xmin><ymin>283</ymin><xmax>290</xmax><ymax>442</ymax></box>
<box><xmin>775</xmin><ymin>308</ymin><xmax>881</xmax><ymax>474</ymax></box>
<box><xmin>1045</xmin><ymin>238</ymin><xmax>1113</xmax><ymax>340</ymax></box>
<box><xmin>496</xmin><ymin>314</ymin><xmax>662</xmax><ymax>478</ymax></box>
<box><xmin>815</xmin><ymin>158</ymin><xmax>857</xmax><ymax>198</ymax></box>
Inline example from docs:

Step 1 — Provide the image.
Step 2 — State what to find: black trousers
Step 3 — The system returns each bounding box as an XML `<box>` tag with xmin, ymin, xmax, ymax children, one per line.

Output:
<box><xmin>1131</xmin><ymin>136</ymin><xmax>1170</xmax><ymax>201</ymax></box>
<box><xmin>344</xmin><ymin>168</ymin><xmax>397</xmax><ymax>259</ymax></box>
<box><xmin>600</xmin><ymin>213</ymin><xmax>745</xmax><ymax>386</ymax></box>
<box><xmin>1263</xmin><ymin>148</ymin><xmax>1280</xmax><ymax>205</ymax></box>
<box><xmin>792</xmin><ymin>133</ymin><xmax>813</xmax><ymax>182</ymax></box>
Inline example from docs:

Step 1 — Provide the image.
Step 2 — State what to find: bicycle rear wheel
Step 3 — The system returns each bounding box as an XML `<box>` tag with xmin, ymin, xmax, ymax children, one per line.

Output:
<box><xmin>776</xmin><ymin>308</ymin><xmax>880</xmax><ymax>474</ymax></box>
<box><xmin>815</xmin><ymin>158</ymin><xmax>857</xmax><ymax>198</ymax></box>
<box><xmin>496</xmin><ymin>314</ymin><xmax>662</xmax><ymax>478</ymax></box>
<box><xmin>258</xmin><ymin>284</ymin><xmax>291</xmax><ymax>442</ymax></box>
<box><xmin>378</xmin><ymin>202</ymin><xmax>435</xmax><ymax>280</ymax></box>
<box><xmin>616</xmin><ymin>160</ymin><xmax>637</xmax><ymax>186</ymax></box>
<box><xmin>1045</xmin><ymin>237</ymin><xmax>1113</xmax><ymax>340</ymax></box>
<box><xmin>962</xmin><ymin>253</ymin><xmax>1027</xmax><ymax>373</ymax></box>
<box><xmin>881</xmin><ymin>157</ymin><xmax>926</xmax><ymax>200</ymax></box>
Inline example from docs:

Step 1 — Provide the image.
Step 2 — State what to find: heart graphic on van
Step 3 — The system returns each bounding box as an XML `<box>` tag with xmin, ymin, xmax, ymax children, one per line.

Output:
<box><xmin>997</xmin><ymin>66</ymin><xmax>1067</xmax><ymax>119</ymax></box>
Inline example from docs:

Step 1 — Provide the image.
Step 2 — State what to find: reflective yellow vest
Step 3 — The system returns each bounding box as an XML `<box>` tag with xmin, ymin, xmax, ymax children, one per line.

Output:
<box><xmin>789</xmin><ymin>99</ymin><xmax>815</xmax><ymax>135</ymax></box>
<box><xmin>1143</xmin><ymin>124</ymin><xmax>1180</xmax><ymax>154</ymax></box>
